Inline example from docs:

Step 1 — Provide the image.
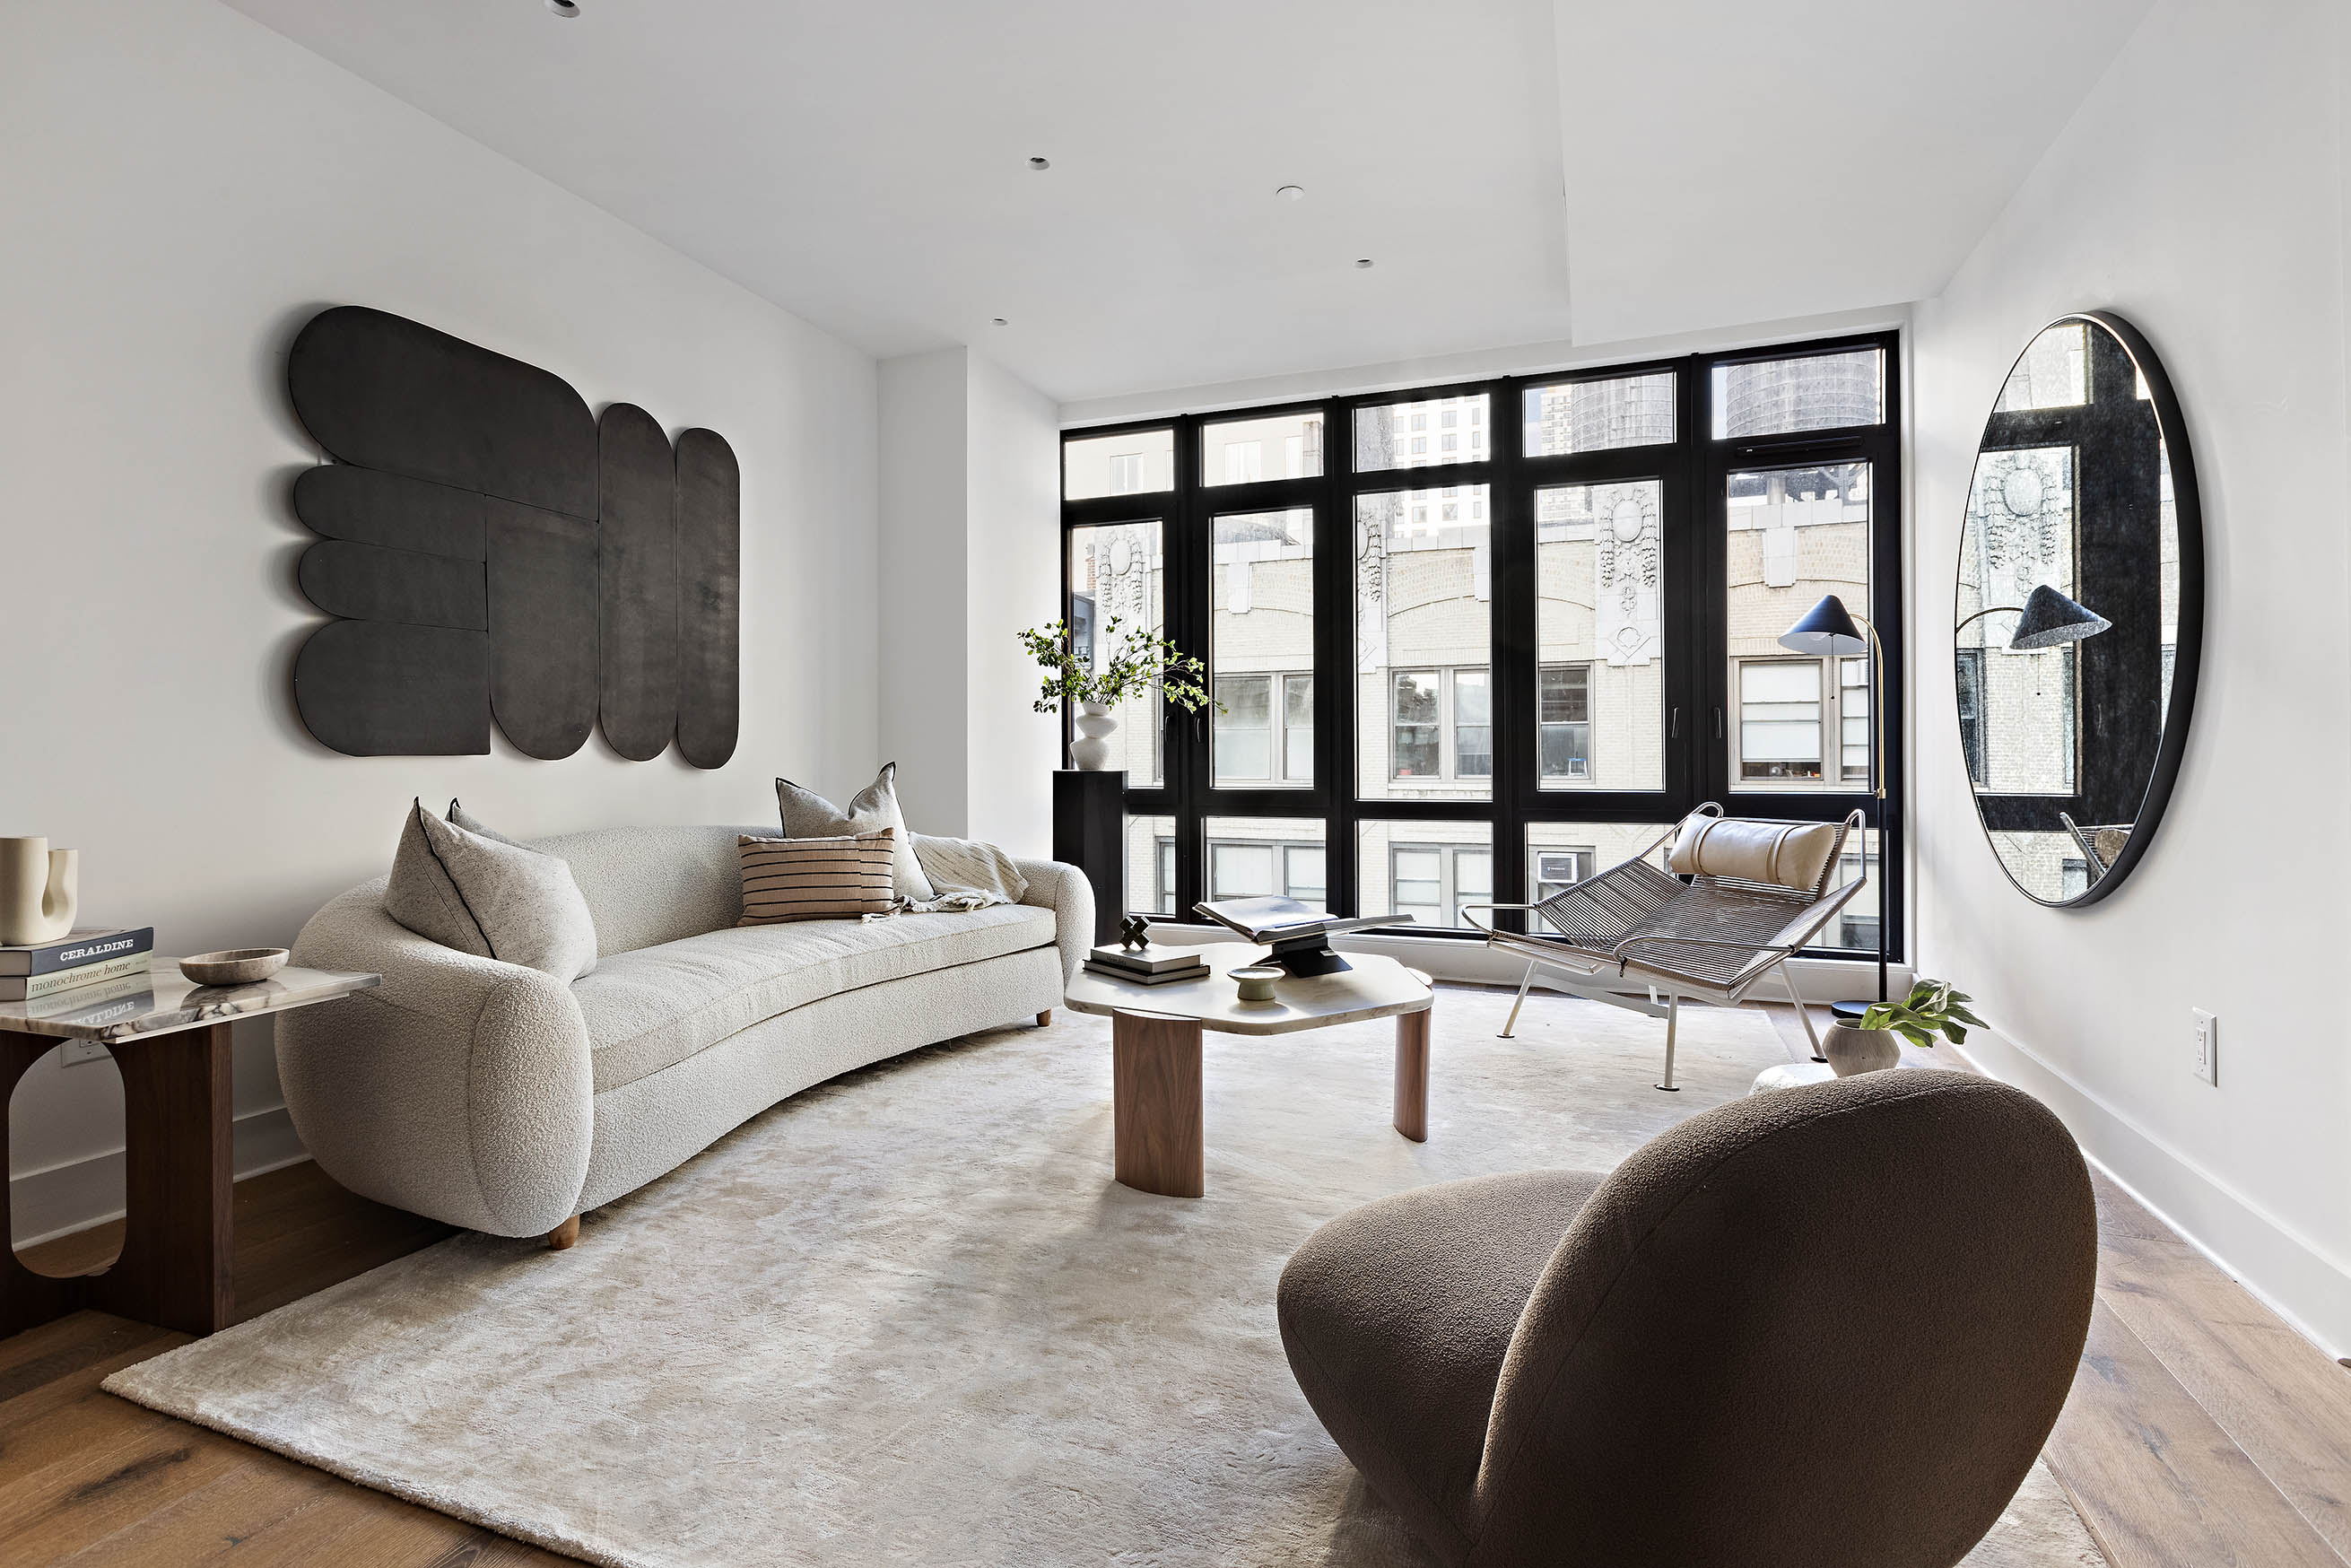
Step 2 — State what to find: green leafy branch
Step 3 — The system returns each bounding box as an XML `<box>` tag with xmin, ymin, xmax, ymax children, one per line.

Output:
<box><xmin>1018</xmin><ymin>617</ymin><xmax>1216</xmax><ymax>715</ymax></box>
<box><xmin>1859</xmin><ymin>980</ymin><xmax>1986</xmax><ymax>1050</ymax></box>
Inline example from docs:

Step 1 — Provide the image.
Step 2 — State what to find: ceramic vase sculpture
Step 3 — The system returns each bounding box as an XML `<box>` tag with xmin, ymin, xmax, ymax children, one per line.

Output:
<box><xmin>1822</xmin><ymin>1018</ymin><xmax>1901</xmax><ymax>1076</ymax></box>
<box><xmin>0</xmin><ymin>838</ymin><xmax>79</xmax><ymax>946</ymax></box>
<box><xmin>1070</xmin><ymin>702</ymin><xmax>1119</xmax><ymax>771</ymax></box>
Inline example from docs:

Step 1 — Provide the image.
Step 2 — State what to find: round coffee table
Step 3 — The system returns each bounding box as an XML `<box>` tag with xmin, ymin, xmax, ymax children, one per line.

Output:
<box><xmin>1063</xmin><ymin>945</ymin><xmax>1434</xmax><ymax>1198</ymax></box>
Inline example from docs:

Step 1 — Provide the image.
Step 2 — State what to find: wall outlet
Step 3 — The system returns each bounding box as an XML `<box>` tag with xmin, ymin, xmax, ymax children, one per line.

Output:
<box><xmin>2191</xmin><ymin>1008</ymin><xmax>2218</xmax><ymax>1086</ymax></box>
<box><xmin>60</xmin><ymin>1038</ymin><xmax>109</xmax><ymax>1067</ymax></box>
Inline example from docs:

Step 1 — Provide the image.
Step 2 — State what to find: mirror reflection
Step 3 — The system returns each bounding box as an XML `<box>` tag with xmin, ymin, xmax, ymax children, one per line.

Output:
<box><xmin>1956</xmin><ymin>316</ymin><xmax>2190</xmax><ymax>906</ymax></box>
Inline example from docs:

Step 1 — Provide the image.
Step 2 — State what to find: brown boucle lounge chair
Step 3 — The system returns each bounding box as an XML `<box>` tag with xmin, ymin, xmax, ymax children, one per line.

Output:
<box><xmin>1277</xmin><ymin>1069</ymin><xmax>2096</xmax><ymax>1568</ymax></box>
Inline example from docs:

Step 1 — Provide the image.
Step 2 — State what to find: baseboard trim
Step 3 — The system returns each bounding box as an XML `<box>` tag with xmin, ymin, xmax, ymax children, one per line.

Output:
<box><xmin>1955</xmin><ymin>1026</ymin><xmax>2351</xmax><ymax>1363</ymax></box>
<box><xmin>9</xmin><ymin>1105</ymin><xmax>309</xmax><ymax>1250</ymax></box>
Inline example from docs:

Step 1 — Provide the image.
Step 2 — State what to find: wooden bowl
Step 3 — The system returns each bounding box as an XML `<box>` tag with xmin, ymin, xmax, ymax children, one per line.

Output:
<box><xmin>179</xmin><ymin>948</ymin><xmax>288</xmax><ymax>987</ymax></box>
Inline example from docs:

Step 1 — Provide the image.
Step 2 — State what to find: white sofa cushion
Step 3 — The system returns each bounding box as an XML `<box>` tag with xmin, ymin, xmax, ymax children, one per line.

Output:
<box><xmin>383</xmin><ymin>800</ymin><xmax>600</xmax><ymax>982</ymax></box>
<box><xmin>776</xmin><ymin>763</ymin><xmax>935</xmax><ymax>903</ymax></box>
<box><xmin>574</xmin><ymin>903</ymin><xmax>1056</xmax><ymax>1091</ymax></box>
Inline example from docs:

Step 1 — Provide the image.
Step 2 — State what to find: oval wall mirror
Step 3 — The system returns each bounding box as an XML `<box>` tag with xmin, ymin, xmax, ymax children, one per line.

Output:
<box><xmin>1955</xmin><ymin>312</ymin><xmax>2202</xmax><ymax>907</ymax></box>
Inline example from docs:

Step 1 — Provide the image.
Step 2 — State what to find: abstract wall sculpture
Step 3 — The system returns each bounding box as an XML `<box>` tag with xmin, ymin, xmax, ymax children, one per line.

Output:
<box><xmin>287</xmin><ymin>306</ymin><xmax>740</xmax><ymax>768</ymax></box>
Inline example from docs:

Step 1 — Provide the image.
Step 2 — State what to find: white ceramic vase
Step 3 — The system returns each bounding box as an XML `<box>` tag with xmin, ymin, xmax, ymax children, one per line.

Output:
<box><xmin>0</xmin><ymin>837</ymin><xmax>79</xmax><ymax>946</ymax></box>
<box><xmin>1822</xmin><ymin>1021</ymin><xmax>1901</xmax><ymax>1076</ymax></box>
<box><xmin>1070</xmin><ymin>702</ymin><xmax>1119</xmax><ymax>771</ymax></box>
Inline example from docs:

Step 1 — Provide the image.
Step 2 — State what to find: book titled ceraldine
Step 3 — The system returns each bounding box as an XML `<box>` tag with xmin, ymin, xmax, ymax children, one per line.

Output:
<box><xmin>0</xmin><ymin>926</ymin><xmax>154</xmax><ymax>978</ymax></box>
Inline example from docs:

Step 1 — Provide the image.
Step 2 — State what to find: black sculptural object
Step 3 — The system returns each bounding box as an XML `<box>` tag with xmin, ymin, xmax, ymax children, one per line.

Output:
<box><xmin>287</xmin><ymin>306</ymin><xmax>739</xmax><ymax>768</ymax></box>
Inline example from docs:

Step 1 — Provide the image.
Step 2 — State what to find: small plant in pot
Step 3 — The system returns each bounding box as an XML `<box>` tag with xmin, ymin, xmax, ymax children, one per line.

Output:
<box><xmin>1019</xmin><ymin>617</ymin><xmax>1215</xmax><ymax>770</ymax></box>
<box><xmin>1822</xmin><ymin>980</ymin><xmax>1985</xmax><ymax>1077</ymax></box>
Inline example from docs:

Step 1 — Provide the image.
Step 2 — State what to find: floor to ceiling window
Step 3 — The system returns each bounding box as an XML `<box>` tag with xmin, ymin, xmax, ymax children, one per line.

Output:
<box><xmin>1058</xmin><ymin>330</ymin><xmax>1903</xmax><ymax>957</ymax></box>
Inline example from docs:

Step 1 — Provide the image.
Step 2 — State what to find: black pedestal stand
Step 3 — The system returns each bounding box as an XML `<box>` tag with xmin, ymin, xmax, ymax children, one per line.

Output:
<box><xmin>1263</xmin><ymin>933</ymin><xmax>1353</xmax><ymax>977</ymax></box>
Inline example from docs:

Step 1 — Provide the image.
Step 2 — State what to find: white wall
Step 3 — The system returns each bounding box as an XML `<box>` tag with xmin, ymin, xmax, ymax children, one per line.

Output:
<box><xmin>1911</xmin><ymin>0</ymin><xmax>2351</xmax><ymax>1354</ymax></box>
<box><xmin>877</xmin><ymin>350</ymin><xmax>974</xmax><ymax>837</ymax></box>
<box><xmin>962</xmin><ymin>353</ymin><xmax>1062</xmax><ymax>856</ymax></box>
<box><xmin>878</xmin><ymin>347</ymin><xmax>1060</xmax><ymax>855</ymax></box>
<box><xmin>1</xmin><ymin>0</ymin><xmax>880</xmax><ymax>1241</ymax></box>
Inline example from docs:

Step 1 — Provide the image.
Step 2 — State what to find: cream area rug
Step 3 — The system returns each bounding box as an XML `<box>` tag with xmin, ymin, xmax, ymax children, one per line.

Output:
<box><xmin>107</xmin><ymin>986</ymin><xmax>2103</xmax><ymax>1568</ymax></box>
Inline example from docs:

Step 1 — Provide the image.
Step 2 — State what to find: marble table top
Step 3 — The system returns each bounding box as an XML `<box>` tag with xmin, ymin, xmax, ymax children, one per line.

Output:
<box><xmin>0</xmin><ymin>961</ymin><xmax>380</xmax><ymax>1042</ymax></box>
<box><xmin>1064</xmin><ymin>944</ymin><xmax>1432</xmax><ymax>1036</ymax></box>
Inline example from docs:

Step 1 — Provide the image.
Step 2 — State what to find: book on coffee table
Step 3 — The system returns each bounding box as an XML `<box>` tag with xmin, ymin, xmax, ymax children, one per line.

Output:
<box><xmin>1191</xmin><ymin>898</ymin><xmax>1397</xmax><ymax>945</ymax></box>
<box><xmin>1082</xmin><ymin>958</ymin><xmax>1210</xmax><ymax>987</ymax></box>
<box><xmin>1086</xmin><ymin>943</ymin><xmax>1210</xmax><ymax>976</ymax></box>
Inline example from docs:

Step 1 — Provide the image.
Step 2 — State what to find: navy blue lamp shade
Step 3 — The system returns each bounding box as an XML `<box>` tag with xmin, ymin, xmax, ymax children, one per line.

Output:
<box><xmin>2008</xmin><ymin>583</ymin><xmax>2112</xmax><ymax>649</ymax></box>
<box><xmin>1777</xmin><ymin>594</ymin><xmax>1868</xmax><ymax>657</ymax></box>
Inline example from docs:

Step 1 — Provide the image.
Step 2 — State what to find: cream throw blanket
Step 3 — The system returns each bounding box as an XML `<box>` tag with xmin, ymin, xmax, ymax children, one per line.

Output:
<box><xmin>883</xmin><ymin>833</ymin><xmax>1030</xmax><ymax>915</ymax></box>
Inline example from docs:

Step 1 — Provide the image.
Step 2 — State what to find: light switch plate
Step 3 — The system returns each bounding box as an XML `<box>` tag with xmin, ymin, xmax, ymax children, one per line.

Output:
<box><xmin>60</xmin><ymin>1038</ymin><xmax>109</xmax><ymax>1067</ymax></box>
<box><xmin>2191</xmin><ymin>1008</ymin><xmax>2218</xmax><ymax>1085</ymax></box>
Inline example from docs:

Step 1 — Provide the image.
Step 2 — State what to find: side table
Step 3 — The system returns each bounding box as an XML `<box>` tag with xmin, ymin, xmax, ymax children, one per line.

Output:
<box><xmin>2</xmin><ymin>961</ymin><xmax>379</xmax><ymax>1337</ymax></box>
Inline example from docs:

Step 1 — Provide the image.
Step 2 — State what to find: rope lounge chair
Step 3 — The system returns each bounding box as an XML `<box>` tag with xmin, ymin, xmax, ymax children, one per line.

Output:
<box><xmin>1464</xmin><ymin>804</ymin><xmax>1868</xmax><ymax>1092</ymax></box>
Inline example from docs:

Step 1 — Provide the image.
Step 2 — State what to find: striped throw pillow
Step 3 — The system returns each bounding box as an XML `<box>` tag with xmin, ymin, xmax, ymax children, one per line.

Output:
<box><xmin>737</xmin><ymin>832</ymin><xmax>898</xmax><ymax>924</ymax></box>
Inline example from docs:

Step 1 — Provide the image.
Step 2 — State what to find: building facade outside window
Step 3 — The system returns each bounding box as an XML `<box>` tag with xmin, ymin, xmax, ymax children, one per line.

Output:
<box><xmin>1389</xmin><ymin>842</ymin><xmax>1491</xmax><ymax>928</ymax></box>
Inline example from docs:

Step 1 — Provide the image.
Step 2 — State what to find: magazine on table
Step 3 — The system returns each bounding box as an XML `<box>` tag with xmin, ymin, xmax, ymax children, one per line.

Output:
<box><xmin>1191</xmin><ymin>897</ymin><xmax>1409</xmax><ymax>945</ymax></box>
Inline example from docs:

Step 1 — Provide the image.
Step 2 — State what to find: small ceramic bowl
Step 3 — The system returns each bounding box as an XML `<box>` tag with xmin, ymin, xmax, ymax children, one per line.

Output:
<box><xmin>179</xmin><ymin>948</ymin><xmax>289</xmax><ymax>987</ymax></box>
<box><xmin>1231</xmin><ymin>964</ymin><xmax>1284</xmax><ymax>1002</ymax></box>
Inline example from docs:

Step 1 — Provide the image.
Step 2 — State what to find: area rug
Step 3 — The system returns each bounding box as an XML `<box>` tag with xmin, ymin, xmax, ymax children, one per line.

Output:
<box><xmin>106</xmin><ymin>987</ymin><xmax>2103</xmax><ymax>1567</ymax></box>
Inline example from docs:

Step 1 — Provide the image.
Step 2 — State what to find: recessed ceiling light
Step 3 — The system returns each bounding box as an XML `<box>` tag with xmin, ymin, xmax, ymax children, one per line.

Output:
<box><xmin>992</xmin><ymin>318</ymin><xmax>1009</xmax><ymax>327</ymax></box>
<box><xmin>1276</xmin><ymin>185</ymin><xmax>1305</xmax><ymax>201</ymax></box>
<box><xmin>1354</xmin><ymin>257</ymin><xmax>1374</xmax><ymax>268</ymax></box>
<box><xmin>1028</xmin><ymin>157</ymin><xmax>1050</xmax><ymax>170</ymax></box>
<box><xmin>545</xmin><ymin>0</ymin><xmax>580</xmax><ymax>15</ymax></box>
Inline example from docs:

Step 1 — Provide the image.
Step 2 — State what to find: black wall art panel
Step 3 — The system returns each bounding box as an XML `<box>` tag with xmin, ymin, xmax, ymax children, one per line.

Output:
<box><xmin>596</xmin><ymin>404</ymin><xmax>681</xmax><ymax>762</ymax></box>
<box><xmin>286</xmin><ymin>307</ymin><xmax>741</xmax><ymax>768</ymax></box>
<box><xmin>289</xmin><ymin>307</ymin><xmax>596</xmax><ymax>519</ymax></box>
<box><xmin>293</xmin><ymin>622</ymin><xmax>490</xmax><ymax>757</ymax></box>
<box><xmin>675</xmin><ymin>428</ymin><xmax>742</xmax><ymax>771</ymax></box>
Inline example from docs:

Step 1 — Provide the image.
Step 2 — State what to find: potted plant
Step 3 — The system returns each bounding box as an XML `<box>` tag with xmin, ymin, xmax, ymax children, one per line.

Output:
<box><xmin>1822</xmin><ymin>980</ymin><xmax>1985</xmax><ymax>1076</ymax></box>
<box><xmin>1019</xmin><ymin>617</ymin><xmax>1215</xmax><ymax>770</ymax></box>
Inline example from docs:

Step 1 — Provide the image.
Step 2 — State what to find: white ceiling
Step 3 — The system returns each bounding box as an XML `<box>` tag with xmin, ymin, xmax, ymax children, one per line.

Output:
<box><xmin>220</xmin><ymin>0</ymin><xmax>2151</xmax><ymax>405</ymax></box>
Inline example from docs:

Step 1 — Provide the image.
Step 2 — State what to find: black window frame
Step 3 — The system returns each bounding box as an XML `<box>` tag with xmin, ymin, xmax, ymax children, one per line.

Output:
<box><xmin>1058</xmin><ymin>331</ymin><xmax>1904</xmax><ymax>963</ymax></box>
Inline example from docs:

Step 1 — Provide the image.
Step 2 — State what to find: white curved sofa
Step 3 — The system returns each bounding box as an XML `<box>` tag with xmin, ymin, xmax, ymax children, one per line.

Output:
<box><xmin>277</xmin><ymin>824</ymin><xmax>1092</xmax><ymax>1239</ymax></box>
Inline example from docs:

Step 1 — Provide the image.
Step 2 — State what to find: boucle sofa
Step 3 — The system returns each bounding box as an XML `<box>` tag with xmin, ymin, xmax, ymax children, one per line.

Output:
<box><xmin>278</xmin><ymin>825</ymin><xmax>1092</xmax><ymax>1240</ymax></box>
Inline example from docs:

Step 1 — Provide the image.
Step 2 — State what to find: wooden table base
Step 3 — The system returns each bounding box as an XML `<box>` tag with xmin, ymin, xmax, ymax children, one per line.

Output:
<box><xmin>1110</xmin><ymin>1001</ymin><xmax>1433</xmax><ymax>1198</ymax></box>
<box><xmin>3</xmin><ymin>1024</ymin><xmax>235</xmax><ymax>1337</ymax></box>
<box><xmin>1394</xmin><ymin>1006</ymin><xmax>1430</xmax><ymax>1142</ymax></box>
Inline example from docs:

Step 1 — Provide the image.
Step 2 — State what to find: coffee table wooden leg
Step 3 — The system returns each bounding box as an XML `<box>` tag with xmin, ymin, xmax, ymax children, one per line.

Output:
<box><xmin>1112</xmin><ymin>1007</ymin><xmax>1205</xmax><ymax>1198</ymax></box>
<box><xmin>92</xmin><ymin>1023</ymin><xmax>235</xmax><ymax>1335</ymax></box>
<box><xmin>1394</xmin><ymin>1006</ymin><xmax>1431</xmax><ymax>1142</ymax></box>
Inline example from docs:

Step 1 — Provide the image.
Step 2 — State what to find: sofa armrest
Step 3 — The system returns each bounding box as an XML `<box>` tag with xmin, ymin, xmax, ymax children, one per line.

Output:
<box><xmin>275</xmin><ymin>879</ymin><xmax>593</xmax><ymax>1237</ymax></box>
<box><xmin>1013</xmin><ymin>858</ymin><xmax>1095</xmax><ymax>984</ymax></box>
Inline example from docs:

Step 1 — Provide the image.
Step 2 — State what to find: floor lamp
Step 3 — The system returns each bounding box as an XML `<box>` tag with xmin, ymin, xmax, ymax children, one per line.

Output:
<box><xmin>1777</xmin><ymin>594</ymin><xmax>1889</xmax><ymax>1006</ymax></box>
<box><xmin>1780</xmin><ymin>584</ymin><xmax>2113</xmax><ymax>1012</ymax></box>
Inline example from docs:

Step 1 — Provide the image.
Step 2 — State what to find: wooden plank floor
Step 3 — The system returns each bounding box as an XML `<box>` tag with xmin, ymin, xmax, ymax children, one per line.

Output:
<box><xmin>1760</xmin><ymin>1001</ymin><xmax>2351</xmax><ymax>1568</ymax></box>
<box><xmin>1</xmin><ymin>1163</ymin><xmax>574</xmax><ymax>1566</ymax></box>
<box><xmin>2</xmin><ymin>1002</ymin><xmax>2346</xmax><ymax>1566</ymax></box>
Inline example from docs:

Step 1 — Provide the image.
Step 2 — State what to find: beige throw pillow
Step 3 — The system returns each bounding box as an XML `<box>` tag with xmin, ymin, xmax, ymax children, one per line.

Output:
<box><xmin>384</xmin><ymin>800</ymin><xmax>600</xmax><ymax>980</ymax></box>
<box><xmin>1667</xmin><ymin>813</ymin><xmax>1840</xmax><ymax>893</ymax></box>
<box><xmin>737</xmin><ymin>832</ymin><xmax>898</xmax><ymax>924</ymax></box>
<box><xmin>774</xmin><ymin>763</ymin><xmax>934</xmax><ymax>902</ymax></box>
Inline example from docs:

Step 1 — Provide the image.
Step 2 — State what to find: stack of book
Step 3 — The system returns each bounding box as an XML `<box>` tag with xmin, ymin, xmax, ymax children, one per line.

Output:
<box><xmin>1084</xmin><ymin>942</ymin><xmax>1210</xmax><ymax>988</ymax></box>
<box><xmin>0</xmin><ymin>927</ymin><xmax>155</xmax><ymax>1004</ymax></box>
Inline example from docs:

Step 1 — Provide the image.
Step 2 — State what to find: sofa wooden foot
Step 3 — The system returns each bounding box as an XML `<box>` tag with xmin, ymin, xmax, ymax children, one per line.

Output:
<box><xmin>545</xmin><ymin>1215</ymin><xmax>580</xmax><ymax>1250</ymax></box>
<box><xmin>1036</xmin><ymin>1009</ymin><xmax>1053</xmax><ymax>1027</ymax></box>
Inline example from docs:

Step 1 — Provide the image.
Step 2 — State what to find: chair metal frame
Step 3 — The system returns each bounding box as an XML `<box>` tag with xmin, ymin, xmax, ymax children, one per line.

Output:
<box><xmin>1464</xmin><ymin>804</ymin><xmax>1868</xmax><ymax>1091</ymax></box>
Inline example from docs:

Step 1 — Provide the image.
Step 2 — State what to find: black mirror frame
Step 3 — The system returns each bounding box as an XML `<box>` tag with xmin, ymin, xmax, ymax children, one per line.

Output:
<box><xmin>1958</xmin><ymin>310</ymin><xmax>2204</xmax><ymax>909</ymax></box>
